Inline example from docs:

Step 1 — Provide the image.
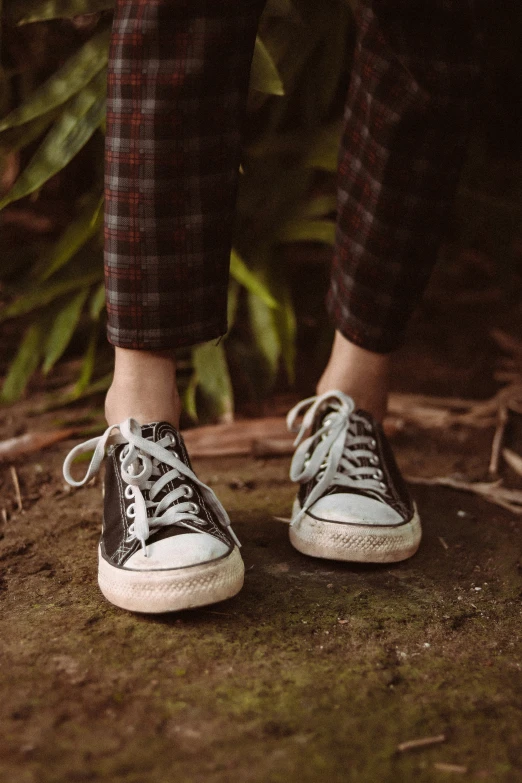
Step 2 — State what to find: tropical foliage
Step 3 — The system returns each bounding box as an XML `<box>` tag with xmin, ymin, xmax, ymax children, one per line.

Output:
<box><xmin>0</xmin><ymin>0</ymin><xmax>353</xmax><ymax>418</ymax></box>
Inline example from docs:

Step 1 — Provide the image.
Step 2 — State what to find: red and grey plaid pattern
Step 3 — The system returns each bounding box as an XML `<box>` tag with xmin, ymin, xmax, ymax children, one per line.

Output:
<box><xmin>326</xmin><ymin>0</ymin><xmax>485</xmax><ymax>353</ymax></box>
<box><xmin>105</xmin><ymin>0</ymin><xmax>264</xmax><ymax>349</ymax></box>
<box><xmin>105</xmin><ymin>0</ymin><xmax>484</xmax><ymax>353</ymax></box>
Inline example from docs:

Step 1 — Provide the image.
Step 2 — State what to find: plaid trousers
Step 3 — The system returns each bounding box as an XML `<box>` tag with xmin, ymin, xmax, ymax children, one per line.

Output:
<box><xmin>105</xmin><ymin>0</ymin><xmax>485</xmax><ymax>354</ymax></box>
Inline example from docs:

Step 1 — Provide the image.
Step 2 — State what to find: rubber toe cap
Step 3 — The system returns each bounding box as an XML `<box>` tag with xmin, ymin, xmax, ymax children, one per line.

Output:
<box><xmin>124</xmin><ymin>532</ymin><xmax>230</xmax><ymax>570</ymax></box>
<box><xmin>308</xmin><ymin>492</ymin><xmax>403</xmax><ymax>526</ymax></box>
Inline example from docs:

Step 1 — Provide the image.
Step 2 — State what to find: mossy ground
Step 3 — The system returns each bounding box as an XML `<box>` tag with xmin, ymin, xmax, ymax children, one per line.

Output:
<box><xmin>0</xmin><ymin>423</ymin><xmax>521</xmax><ymax>782</ymax></box>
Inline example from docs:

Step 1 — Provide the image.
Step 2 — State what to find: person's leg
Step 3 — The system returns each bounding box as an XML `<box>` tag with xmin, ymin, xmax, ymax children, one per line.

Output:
<box><xmin>103</xmin><ymin>0</ymin><xmax>265</xmax><ymax>427</ymax></box>
<box><xmin>64</xmin><ymin>0</ymin><xmax>266</xmax><ymax>613</ymax></box>
<box><xmin>320</xmin><ymin>0</ymin><xmax>486</xmax><ymax>420</ymax></box>
<box><xmin>288</xmin><ymin>0</ymin><xmax>486</xmax><ymax>562</ymax></box>
<box><xmin>317</xmin><ymin>334</ymin><xmax>390</xmax><ymax>421</ymax></box>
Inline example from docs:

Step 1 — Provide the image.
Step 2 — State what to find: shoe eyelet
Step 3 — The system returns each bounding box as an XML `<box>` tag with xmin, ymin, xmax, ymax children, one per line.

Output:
<box><xmin>369</xmin><ymin>439</ymin><xmax>377</xmax><ymax>449</ymax></box>
<box><xmin>183</xmin><ymin>485</ymin><xmax>194</xmax><ymax>499</ymax></box>
<box><xmin>370</xmin><ymin>456</ymin><xmax>379</xmax><ymax>466</ymax></box>
<box><xmin>119</xmin><ymin>447</ymin><xmax>129</xmax><ymax>462</ymax></box>
<box><xmin>124</xmin><ymin>485</ymin><xmax>134</xmax><ymax>500</ymax></box>
<box><xmin>189</xmin><ymin>502</ymin><xmax>200</xmax><ymax>515</ymax></box>
<box><xmin>373</xmin><ymin>469</ymin><xmax>383</xmax><ymax>480</ymax></box>
<box><xmin>126</xmin><ymin>503</ymin><xmax>135</xmax><ymax>519</ymax></box>
<box><xmin>379</xmin><ymin>481</ymin><xmax>387</xmax><ymax>489</ymax></box>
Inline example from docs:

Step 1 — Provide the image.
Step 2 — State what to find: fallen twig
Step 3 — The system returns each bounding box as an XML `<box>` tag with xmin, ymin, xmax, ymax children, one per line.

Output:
<box><xmin>9</xmin><ymin>466</ymin><xmax>23</xmax><ymax>511</ymax></box>
<box><xmin>433</xmin><ymin>762</ymin><xmax>468</xmax><ymax>774</ymax></box>
<box><xmin>502</xmin><ymin>448</ymin><xmax>522</xmax><ymax>477</ymax></box>
<box><xmin>389</xmin><ymin>384</ymin><xmax>522</xmax><ymax>430</ymax></box>
<box><xmin>489</xmin><ymin>406</ymin><xmax>508</xmax><ymax>476</ymax></box>
<box><xmin>491</xmin><ymin>328</ymin><xmax>522</xmax><ymax>358</ymax></box>
<box><xmin>407</xmin><ymin>475</ymin><xmax>522</xmax><ymax>515</ymax></box>
<box><xmin>182</xmin><ymin>385</ymin><xmax>522</xmax><ymax>460</ymax></box>
<box><xmin>0</xmin><ymin>429</ymin><xmax>76</xmax><ymax>462</ymax></box>
<box><xmin>397</xmin><ymin>734</ymin><xmax>446</xmax><ymax>753</ymax></box>
<box><xmin>182</xmin><ymin>417</ymin><xmax>292</xmax><ymax>458</ymax></box>
<box><xmin>252</xmin><ymin>438</ymin><xmax>295</xmax><ymax>457</ymax></box>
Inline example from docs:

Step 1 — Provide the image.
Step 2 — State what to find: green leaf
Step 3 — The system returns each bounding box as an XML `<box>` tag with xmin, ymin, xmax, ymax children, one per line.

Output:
<box><xmin>37</xmin><ymin>370</ymin><xmax>112</xmax><ymax>411</ymax></box>
<box><xmin>0</xmin><ymin>27</ymin><xmax>109</xmax><ymax>130</ymax></box>
<box><xmin>250</xmin><ymin>37</ymin><xmax>285</xmax><ymax>96</ymax></box>
<box><xmin>0</xmin><ymin>269</ymin><xmax>103</xmax><ymax>322</ymax></box>
<box><xmin>1</xmin><ymin>322</ymin><xmax>45</xmax><ymax>402</ymax></box>
<box><xmin>183</xmin><ymin>372</ymin><xmax>198</xmax><ymax>423</ymax></box>
<box><xmin>71</xmin><ymin>323</ymin><xmax>98</xmax><ymax>397</ymax></box>
<box><xmin>227</xmin><ymin>279</ymin><xmax>240</xmax><ymax>330</ymax></box>
<box><xmin>89</xmin><ymin>281</ymin><xmax>106</xmax><ymax>321</ymax></box>
<box><xmin>299</xmin><ymin>194</ymin><xmax>337</xmax><ymax>220</ymax></box>
<box><xmin>248</xmin><ymin>291</ymin><xmax>281</xmax><ymax>381</ymax></box>
<box><xmin>305</xmin><ymin>123</ymin><xmax>343</xmax><ymax>172</ymax></box>
<box><xmin>192</xmin><ymin>342</ymin><xmax>234</xmax><ymax>423</ymax></box>
<box><xmin>0</xmin><ymin>108</ymin><xmax>58</xmax><ymax>152</ymax></box>
<box><xmin>230</xmin><ymin>249</ymin><xmax>278</xmax><ymax>308</ymax></box>
<box><xmin>37</xmin><ymin>191</ymin><xmax>104</xmax><ymax>282</ymax></box>
<box><xmin>278</xmin><ymin>219</ymin><xmax>336</xmax><ymax>245</ymax></box>
<box><xmin>247</xmin><ymin>267</ymin><xmax>296</xmax><ymax>384</ymax></box>
<box><xmin>272</xmin><ymin>280</ymin><xmax>296</xmax><ymax>383</ymax></box>
<box><xmin>42</xmin><ymin>289</ymin><xmax>89</xmax><ymax>374</ymax></box>
<box><xmin>7</xmin><ymin>0</ymin><xmax>114</xmax><ymax>25</ymax></box>
<box><xmin>0</xmin><ymin>71</ymin><xmax>107</xmax><ymax>209</ymax></box>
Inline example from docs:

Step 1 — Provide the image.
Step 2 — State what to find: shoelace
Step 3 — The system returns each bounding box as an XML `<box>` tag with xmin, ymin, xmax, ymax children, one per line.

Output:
<box><xmin>287</xmin><ymin>391</ymin><xmax>389</xmax><ymax>525</ymax></box>
<box><xmin>63</xmin><ymin>418</ymin><xmax>240</xmax><ymax>555</ymax></box>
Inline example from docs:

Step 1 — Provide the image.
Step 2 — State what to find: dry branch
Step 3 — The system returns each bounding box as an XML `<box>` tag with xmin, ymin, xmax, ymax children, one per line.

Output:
<box><xmin>9</xmin><ymin>466</ymin><xmax>22</xmax><ymax>511</ymax></box>
<box><xmin>397</xmin><ymin>735</ymin><xmax>446</xmax><ymax>753</ymax></box>
<box><xmin>502</xmin><ymin>448</ymin><xmax>522</xmax><ymax>477</ymax></box>
<box><xmin>182</xmin><ymin>385</ymin><xmax>522</xmax><ymax>459</ymax></box>
<box><xmin>0</xmin><ymin>429</ymin><xmax>76</xmax><ymax>462</ymax></box>
<box><xmin>433</xmin><ymin>762</ymin><xmax>468</xmax><ymax>774</ymax></box>
<box><xmin>406</xmin><ymin>475</ymin><xmax>522</xmax><ymax>515</ymax></box>
<box><xmin>489</xmin><ymin>406</ymin><xmax>508</xmax><ymax>475</ymax></box>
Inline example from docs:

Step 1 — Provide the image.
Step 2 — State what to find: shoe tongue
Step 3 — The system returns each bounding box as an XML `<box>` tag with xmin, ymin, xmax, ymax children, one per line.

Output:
<box><xmin>140</xmin><ymin>421</ymin><xmax>179</xmax><ymax>443</ymax></box>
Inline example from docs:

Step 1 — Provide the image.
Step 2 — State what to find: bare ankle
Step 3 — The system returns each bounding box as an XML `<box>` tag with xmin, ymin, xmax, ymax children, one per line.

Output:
<box><xmin>317</xmin><ymin>331</ymin><xmax>390</xmax><ymax>421</ymax></box>
<box><xmin>105</xmin><ymin>347</ymin><xmax>181</xmax><ymax>427</ymax></box>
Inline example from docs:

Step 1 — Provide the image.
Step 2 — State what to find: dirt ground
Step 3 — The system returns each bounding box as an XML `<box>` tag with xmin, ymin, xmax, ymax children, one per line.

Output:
<box><xmin>1</xmin><ymin>254</ymin><xmax>522</xmax><ymax>782</ymax></box>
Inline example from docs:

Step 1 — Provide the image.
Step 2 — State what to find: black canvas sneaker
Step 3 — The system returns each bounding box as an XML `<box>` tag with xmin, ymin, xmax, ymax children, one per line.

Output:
<box><xmin>286</xmin><ymin>391</ymin><xmax>421</xmax><ymax>562</ymax></box>
<box><xmin>63</xmin><ymin>419</ymin><xmax>244</xmax><ymax>613</ymax></box>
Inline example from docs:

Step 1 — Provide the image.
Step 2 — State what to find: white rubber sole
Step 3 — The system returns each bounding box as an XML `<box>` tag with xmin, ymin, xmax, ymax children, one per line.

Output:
<box><xmin>289</xmin><ymin>500</ymin><xmax>422</xmax><ymax>563</ymax></box>
<box><xmin>98</xmin><ymin>546</ymin><xmax>245</xmax><ymax>613</ymax></box>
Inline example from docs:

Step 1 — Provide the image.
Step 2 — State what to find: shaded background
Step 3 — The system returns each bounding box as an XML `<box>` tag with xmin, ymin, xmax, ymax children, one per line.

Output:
<box><xmin>0</xmin><ymin>0</ymin><xmax>521</xmax><ymax>420</ymax></box>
